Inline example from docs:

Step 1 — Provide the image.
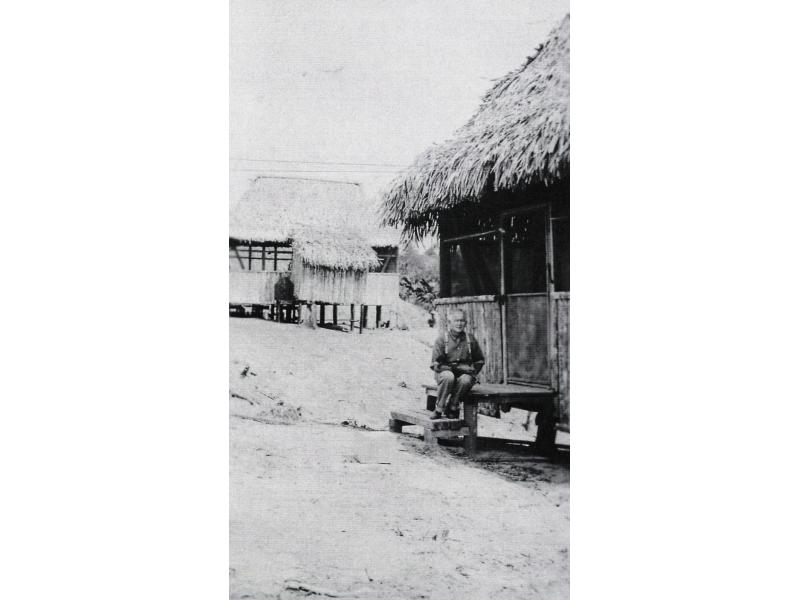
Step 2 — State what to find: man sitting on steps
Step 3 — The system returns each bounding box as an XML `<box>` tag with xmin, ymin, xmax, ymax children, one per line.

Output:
<box><xmin>430</xmin><ymin>309</ymin><xmax>485</xmax><ymax>420</ymax></box>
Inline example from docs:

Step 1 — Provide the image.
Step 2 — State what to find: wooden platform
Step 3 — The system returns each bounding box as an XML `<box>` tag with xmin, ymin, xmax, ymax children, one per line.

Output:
<box><xmin>422</xmin><ymin>382</ymin><xmax>555</xmax><ymax>412</ymax></box>
<box><xmin>421</xmin><ymin>382</ymin><xmax>557</xmax><ymax>457</ymax></box>
<box><xmin>389</xmin><ymin>409</ymin><xmax>470</xmax><ymax>445</ymax></box>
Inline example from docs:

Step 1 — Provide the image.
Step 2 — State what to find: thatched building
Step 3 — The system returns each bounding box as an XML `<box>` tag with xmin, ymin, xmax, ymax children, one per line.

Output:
<box><xmin>230</xmin><ymin>176</ymin><xmax>399</xmax><ymax>323</ymax></box>
<box><xmin>381</xmin><ymin>15</ymin><xmax>570</xmax><ymax>430</ymax></box>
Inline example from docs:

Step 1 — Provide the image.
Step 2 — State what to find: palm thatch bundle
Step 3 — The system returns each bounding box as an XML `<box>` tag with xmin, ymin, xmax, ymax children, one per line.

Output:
<box><xmin>381</xmin><ymin>15</ymin><xmax>569</xmax><ymax>240</ymax></box>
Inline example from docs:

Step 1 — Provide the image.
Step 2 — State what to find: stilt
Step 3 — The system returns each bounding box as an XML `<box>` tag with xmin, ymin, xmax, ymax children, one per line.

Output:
<box><xmin>463</xmin><ymin>400</ymin><xmax>479</xmax><ymax>457</ymax></box>
<box><xmin>333</xmin><ymin>304</ymin><xmax>338</xmax><ymax>325</ymax></box>
<box><xmin>533</xmin><ymin>407</ymin><xmax>557</xmax><ymax>456</ymax></box>
<box><xmin>375</xmin><ymin>305</ymin><xmax>382</xmax><ymax>328</ymax></box>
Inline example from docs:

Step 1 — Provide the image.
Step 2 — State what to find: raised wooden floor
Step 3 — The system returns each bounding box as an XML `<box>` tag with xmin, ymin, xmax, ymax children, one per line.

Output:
<box><xmin>422</xmin><ymin>382</ymin><xmax>555</xmax><ymax>412</ymax></box>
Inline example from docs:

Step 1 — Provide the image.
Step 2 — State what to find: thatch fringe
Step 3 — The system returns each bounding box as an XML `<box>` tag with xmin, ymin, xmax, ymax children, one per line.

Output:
<box><xmin>380</xmin><ymin>14</ymin><xmax>570</xmax><ymax>240</ymax></box>
<box><xmin>292</xmin><ymin>263</ymin><xmax>369</xmax><ymax>305</ymax></box>
<box><xmin>292</xmin><ymin>229</ymin><xmax>378</xmax><ymax>271</ymax></box>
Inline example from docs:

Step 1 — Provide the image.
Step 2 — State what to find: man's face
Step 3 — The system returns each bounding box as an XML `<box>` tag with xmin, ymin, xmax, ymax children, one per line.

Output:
<box><xmin>449</xmin><ymin>313</ymin><xmax>466</xmax><ymax>334</ymax></box>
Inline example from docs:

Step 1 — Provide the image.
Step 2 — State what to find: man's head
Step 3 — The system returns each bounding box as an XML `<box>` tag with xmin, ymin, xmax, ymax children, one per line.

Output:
<box><xmin>448</xmin><ymin>309</ymin><xmax>467</xmax><ymax>334</ymax></box>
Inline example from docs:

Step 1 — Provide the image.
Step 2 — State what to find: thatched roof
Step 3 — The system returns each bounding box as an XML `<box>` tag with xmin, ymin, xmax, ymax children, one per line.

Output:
<box><xmin>381</xmin><ymin>15</ymin><xmax>569</xmax><ymax>240</ymax></box>
<box><xmin>230</xmin><ymin>176</ymin><xmax>399</xmax><ymax>270</ymax></box>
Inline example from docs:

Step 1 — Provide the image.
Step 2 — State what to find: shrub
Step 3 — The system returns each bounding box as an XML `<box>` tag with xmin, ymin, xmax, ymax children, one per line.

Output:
<box><xmin>399</xmin><ymin>245</ymin><xmax>439</xmax><ymax>312</ymax></box>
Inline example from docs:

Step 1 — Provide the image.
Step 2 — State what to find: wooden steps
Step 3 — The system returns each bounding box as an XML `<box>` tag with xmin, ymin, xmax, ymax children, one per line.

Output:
<box><xmin>418</xmin><ymin>382</ymin><xmax>557</xmax><ymax>457</ymax></box>
<box><xmin>389</xmin><ymin>409</ymin><xmax>470</xmax><ymax>445</ymax></box>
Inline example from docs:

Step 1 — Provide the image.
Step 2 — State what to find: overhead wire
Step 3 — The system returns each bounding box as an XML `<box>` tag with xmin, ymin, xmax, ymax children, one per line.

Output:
<box><xmin>230</xmin><ymin>167</ymin><xmax>402</xmax><ymax>174</ymax></box>
<box><xmin>230</xmin><ymin>157</ymin><xmax>408</xmax><ymax>168</ymax></box>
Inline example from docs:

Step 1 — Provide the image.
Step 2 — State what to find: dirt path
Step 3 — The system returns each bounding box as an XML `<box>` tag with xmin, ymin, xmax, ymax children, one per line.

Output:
<box><xmin>230</xmin><ymin>318</ymin><xmax>569</xmax><ymax>599</ymax></box>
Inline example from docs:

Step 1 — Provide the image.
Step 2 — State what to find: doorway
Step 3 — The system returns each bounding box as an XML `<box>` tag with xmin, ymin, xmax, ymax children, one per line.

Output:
<box><xmin>502</xmin><ymin>206</ymin><xmax>551</xmax><ymax>386</ymax></box>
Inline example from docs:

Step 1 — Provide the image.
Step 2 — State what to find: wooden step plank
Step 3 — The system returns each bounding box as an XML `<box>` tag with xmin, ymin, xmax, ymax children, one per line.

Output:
<box><xmin>389</xmin><ymin>409</ymin><xmax>465</xmax><ymax>431</ymax></box>
<box><xmin>422</xmin><ymin>382</ymin><xmax>554</xmax><ymax>398</ymax></box>
<box><xmin>431</xmin><ymin>427</ymin><xmax>471</xmax><ymax>439</ymax></box>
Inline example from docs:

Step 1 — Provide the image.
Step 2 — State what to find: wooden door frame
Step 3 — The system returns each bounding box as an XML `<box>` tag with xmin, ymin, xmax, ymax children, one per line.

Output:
<box><xmin>498</xmin><ymin>202</ymin><xmax>555</xmax><ymax>388</ymax></box>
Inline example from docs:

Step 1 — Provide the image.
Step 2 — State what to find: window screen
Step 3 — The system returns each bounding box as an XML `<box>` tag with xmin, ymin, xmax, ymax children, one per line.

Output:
<box><xmin>442</xmin><ymin>233</ymin><xmax>500</xmax><ymax>297</ymax></box>
<box><xmin>505</xmin><ymin>210</ymin><xmax>547</xmax><ymax>294</ymax></box>
<box><xmin>551</xmin><ymin>217</ymin><xmax>569</xmax><ymax>292</ymax></box>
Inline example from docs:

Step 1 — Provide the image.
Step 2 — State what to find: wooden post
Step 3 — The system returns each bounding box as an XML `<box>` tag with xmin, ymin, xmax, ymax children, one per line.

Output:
<box><xmin>440</xmin><ymin>220</ymin><xmax>451</xmax><ymax>297</ymax></box>
<box><xmin>499</xmin><ymin>229</ymin><xmax>508</xmax><ymax>384</ymax></box>
<box><xmin>375</xmin><ymin>305</ymin><xmax>382</xmax><ymax>328</ymax></box>
<box><xmin>423</xmin><ymin>429</ymin><xmax>437</xmax><ymax>446</ymax></box>
<box><xmin>301</xmin><ymin>303</ymin><xmax>316</xmax><ymax>329</ymax></box>
<box><xmin>359</xmin><ymin>305</ymin><xmax>365</xmax><ymax>334</ymax></box>
<box><xmin>350</xmin><ymin>304</ymin><xmax>355</xmax><ymax>332</ymax></box>
<box><xmin>320</xmin><ymin>303</ymin><xmax>326</xmax><ymax>326</ymax></box>
<box><xmin>533</xmin><ymin>403</ymin><xmax>557</xmax><ymax>456</ymax></box>
<box><xmin>545</xmin><ymin>203</ymin><xmax>559</xmax><ymax>395</ymax></box>
<box><xmin>463</xmin><ymin>399</ymin><xmax>479</xmax><ymax>457</ymax></box>
<box><xmin>333</xmin><ymin>304</ymin><xmax>338</xmax><ymax>325</ymax></box>
<box><xmin>425</xmin><ymin>389</ymin><xmax>436</xmax><ymax>412</ymax></box>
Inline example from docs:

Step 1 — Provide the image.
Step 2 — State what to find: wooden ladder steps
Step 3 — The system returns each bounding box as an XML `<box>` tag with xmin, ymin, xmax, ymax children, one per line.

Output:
<box><xmin>389</xmin><ymin>409</ymin><xmax>470</xmax><ymax>444</ymax></box>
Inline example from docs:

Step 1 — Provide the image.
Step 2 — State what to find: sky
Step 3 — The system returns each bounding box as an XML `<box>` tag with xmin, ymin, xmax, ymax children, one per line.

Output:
<box><xmin>230</xmin><ymin>0</ymin><xmax>569</xmax><ymax>205</ymax></box>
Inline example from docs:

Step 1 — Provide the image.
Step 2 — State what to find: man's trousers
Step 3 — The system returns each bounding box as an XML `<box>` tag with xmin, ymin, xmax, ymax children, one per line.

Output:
<box><xmin>435</xmin><ymin>370</ymin><xmax>475</xmax><ymax>415</ymax></box>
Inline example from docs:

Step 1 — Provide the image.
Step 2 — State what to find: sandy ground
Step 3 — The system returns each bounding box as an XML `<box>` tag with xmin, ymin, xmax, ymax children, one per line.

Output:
<box><xmin>230</xmin><ymin>316</ymin><xmax>569</xmax><ymax>599</ymax></box>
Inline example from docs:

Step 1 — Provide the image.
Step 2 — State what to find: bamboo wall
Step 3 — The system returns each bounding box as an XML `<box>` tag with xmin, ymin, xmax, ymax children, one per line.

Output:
<box><xmin>434</xmin><ymin>297</ymin><xmax>504</xmax><ymax>384</ymax></box>
<box><xmin>229</xmin><ymin>271</ymin><xmax>282</xmax><ymax>305</ymax></box>
<box><xmin>506</xmin><ymin>295</ymin><xmax>550</xmax><ymax>384</ymax></box>
<box><xmin>362</xmin><ymin>273</ymin><xmax>400</xmax><ymax>306</ymax></box>
<box><xmin>292</xmin><ymin>262</ymin><xmax>367</xmax><ymax>305</ymax></box>
<box><xmin>554</xmin><ymin>293</ymin><xmax>570</xmax><ymax>426</ymax></box>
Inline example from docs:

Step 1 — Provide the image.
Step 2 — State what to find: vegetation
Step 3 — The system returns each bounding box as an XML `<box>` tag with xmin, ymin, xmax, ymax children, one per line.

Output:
<box><xmin>399</xmin><ymin>244</ymin><xmax>439</xmax><ymax>312</ymax></box>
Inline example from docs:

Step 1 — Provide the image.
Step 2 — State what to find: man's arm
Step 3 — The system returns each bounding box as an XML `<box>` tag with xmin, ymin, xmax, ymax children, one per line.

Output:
<box><xmin>470</xmin><ymin>336</ymin><xmax>485</xmax><ymax>376</ymax></box>
<box><xmin>430</xmin><ymin>337</ymin><xmax>448</xmax><ymax>372</ymax></box>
